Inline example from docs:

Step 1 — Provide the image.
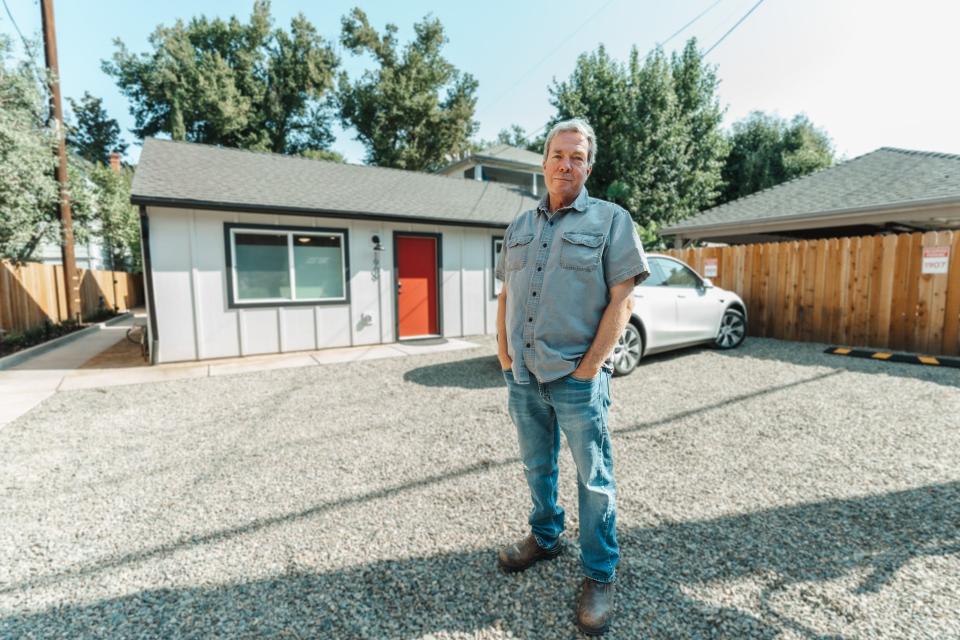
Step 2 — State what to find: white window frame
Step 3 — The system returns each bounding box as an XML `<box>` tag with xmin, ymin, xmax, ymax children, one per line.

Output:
<box><xmin>229</xmin><ymin>227</ymin><xmax>348</xmax><ymax>304</ymax></box>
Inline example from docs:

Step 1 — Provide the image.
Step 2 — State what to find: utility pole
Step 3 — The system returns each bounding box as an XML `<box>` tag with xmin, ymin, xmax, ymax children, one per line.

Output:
<box><xmin>40</xmin><ymin>0</ymin><xmax>81</xmax><ymax>323</ymax></box>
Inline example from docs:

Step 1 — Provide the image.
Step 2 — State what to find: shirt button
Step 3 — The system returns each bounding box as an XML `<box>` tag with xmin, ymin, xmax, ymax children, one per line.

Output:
<box><xmin>537</xmin><ymin>267</ymin><xmax>542</xmax><ymax>272</ymax></box>
<box><xmin>528</xmin><ymin>317</ymin><xmax>533</xmax><ymax>322</ymax></box>
<box><xmin>542</xmin><ymin>243</ymin><xmax>547</xmax><ymax>248</ymax></box>
<box><xmin>532</xmin><ymin>292</ymin><xmax>537</xmax><ymax>296</ymax></box>
<box><xmin>526</xmin><ymin>343</ymin><xmax>531</xmax><ymax>348</ymax></box>
<box><xmin>549</xmin><ymin>221</ymin><xmax>554</xmax><ymax>226</ymax></box>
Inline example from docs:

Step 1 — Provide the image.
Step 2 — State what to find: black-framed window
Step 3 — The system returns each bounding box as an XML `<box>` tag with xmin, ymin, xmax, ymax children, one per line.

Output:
<box><xmin>492</xmin><ymin>236</ymin><xmax>504</xmax><ymax>297</ymax></box>
<box><xmin>225</xmin><ymin>223</ymin><xmax>350</xmax><ymax>307</ymax></box>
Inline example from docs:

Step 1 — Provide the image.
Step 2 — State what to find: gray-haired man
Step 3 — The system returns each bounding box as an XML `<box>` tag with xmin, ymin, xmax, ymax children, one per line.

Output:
<box><xmin>494</xmin><ymin>118</ymin><xmax>649</xmax><ymax>635</ymax></box>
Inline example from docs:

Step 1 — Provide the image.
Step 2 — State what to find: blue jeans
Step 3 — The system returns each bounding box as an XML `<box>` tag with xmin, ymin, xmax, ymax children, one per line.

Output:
<box><xmin>503</xmin><ymin>368</ymin><xmax>619</xmax><ymax>583</ymax></box>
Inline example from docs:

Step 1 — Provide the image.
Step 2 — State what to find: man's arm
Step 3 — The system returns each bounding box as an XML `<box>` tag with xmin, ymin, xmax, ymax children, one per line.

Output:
<box><xmin>572</xmin><ymin>278</ymin><xmax>635</xmax><ymax>379</ymax></box>
<box><xmin>497</xmin><ymin>288</ymin><xmax>512</xmax><ymax>370</ymax></box>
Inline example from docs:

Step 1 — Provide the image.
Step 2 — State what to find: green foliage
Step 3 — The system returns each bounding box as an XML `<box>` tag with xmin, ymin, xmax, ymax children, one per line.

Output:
<box><xmin>469</xmin><ymin>124</ymin><xmax>542</xmax><ymax>156</ymax></box>
<box><xmin>0</xmin><ymin>35</ymin><xmax>60</xmax><ymax>262</ymax></box>
<box><xmin>0</xmin><ymin>38</ymin><xmax>135</xmax><ymax>267</ymax></box>
<box><xmin>719</xmin><ymin>111</ymin><xmax>833</xmax><ymax>204</ymax></box>
<box><xmin>496</xmin><ymin>124</ymin><xmax>528</xmax><ymax>149</ymax></box>
<box><xmin>635</xmin><ymin>221</ymin><xmax>668</xmax><ymax>252</ymax></box>
<box><xmin>0</xmin><ymin>318</ymin><xmax>81</xmax><ymax>357</ymax></box>
<box><xmin>299</xmin><ymin>148</ymin><xmax>347</xmax><ymax>163</ymax></box>
<box><xmin>102</xmin><ymin>0</ymin><xmax>339</xmax><ymax>154</ymax></box>
<box><xmin>87</xmin><ymin>163</ymin><xmax>141</xmax><ymax>271</ymax></box>
<box><xmin>547</xmin><ymin>39</ymin><xmax>728</xmax><ymax>231</ymax></box>
<box><xmin>337</xmin><ymin>8</ymin><xmax>478</xmax><ymax>171</ymax></box>
<box><xmin>66</xmin><ymin>92</ymin><xmax>128</xmax><ymax>164</ymax></box>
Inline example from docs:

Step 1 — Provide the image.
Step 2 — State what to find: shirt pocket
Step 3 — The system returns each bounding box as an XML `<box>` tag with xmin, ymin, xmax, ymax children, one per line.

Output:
<box><xmin>506</xmin><ymin>233</ymin><xmax>534</xmax><ymax>271</ymax></box>
<box><xmin>560</xmin><ymin>231</ymin><xmax>605</xmax><ymax>271</ymax></box>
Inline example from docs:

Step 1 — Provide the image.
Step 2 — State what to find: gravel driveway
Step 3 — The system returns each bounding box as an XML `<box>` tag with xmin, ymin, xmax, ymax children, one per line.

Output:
<box><xmin>1</xmin><ymin>336</ymin><xmax>958</xmax><ymax>639</ymax></box>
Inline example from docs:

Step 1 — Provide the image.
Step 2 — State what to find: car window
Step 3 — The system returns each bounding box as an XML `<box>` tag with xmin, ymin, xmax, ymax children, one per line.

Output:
<box><xmin>639</xmin><ymin>259</ymin><xmax>667</xmax><ymax>286</ymax></box>
<box><xmin>653</xmin><ymin>258</ymin><xmax>701</xmax><ymax>288</ymax></box>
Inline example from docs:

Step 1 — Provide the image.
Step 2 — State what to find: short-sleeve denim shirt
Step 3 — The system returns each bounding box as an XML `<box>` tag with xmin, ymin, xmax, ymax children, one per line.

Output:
<box><xmin>495</xmin><ymin>188</ymin><xmax>650</xmax><ymax>385</ymax></box>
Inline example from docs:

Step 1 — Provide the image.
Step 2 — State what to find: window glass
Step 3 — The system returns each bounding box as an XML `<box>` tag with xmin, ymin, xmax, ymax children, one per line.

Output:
<box><xmin>640</xmin><ymin>259</ymin><xmax>668</xmax><ymax>287</ymax></box>
<box><xmin>294</xmin><ymin>234</ymin><xmax>344</xmax><ymax>299</ymax></box>
<box><xmin>235</xmin><ymin>233</ymin><xmax>290</xmax><ymax>300</ymax></box>
<box><xmin>656</xmin><ymin>258</ymin><xmax>701</xmax><ymax>288</ymax></box>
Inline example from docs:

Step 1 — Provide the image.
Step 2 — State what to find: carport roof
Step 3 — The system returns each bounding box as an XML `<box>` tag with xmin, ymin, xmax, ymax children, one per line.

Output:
<box><xmin>662</xmin><ymin>147</ymin><xmax>960</xmax><ymax>235</ymax></box>
<box><xmin>131</xmin><ymin>138</ymin><xmax>538</xmax><ymax>228</ymax></box>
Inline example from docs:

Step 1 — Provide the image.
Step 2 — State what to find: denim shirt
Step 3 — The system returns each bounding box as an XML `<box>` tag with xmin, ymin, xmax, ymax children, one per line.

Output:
<box><xmin>495</xmin><ymin>188</ymin><xmax>650</xmax><ymax>385</ymax></box>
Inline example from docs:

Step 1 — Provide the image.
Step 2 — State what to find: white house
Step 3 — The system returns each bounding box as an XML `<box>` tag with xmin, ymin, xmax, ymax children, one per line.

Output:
<box><xmin>437</xmin><ymin>144</ymin><xmax>546</xmax><ymax>196</ymax></box>
<box><xmin>130</xmin><ymin>138</ymin><xmax>537</xmax><ymax>364</ymax></box>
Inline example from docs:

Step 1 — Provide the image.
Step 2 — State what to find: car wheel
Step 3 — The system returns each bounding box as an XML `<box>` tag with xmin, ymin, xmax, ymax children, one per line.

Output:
<box><xmin>714</xmin><ymin>308</ymin><xmax>746</xmax><ymax>349</ymax></box>
<box><xmin>613</xmin><ymin>322</ymin><xmax>643</xmax><ymax>376</ymax></box>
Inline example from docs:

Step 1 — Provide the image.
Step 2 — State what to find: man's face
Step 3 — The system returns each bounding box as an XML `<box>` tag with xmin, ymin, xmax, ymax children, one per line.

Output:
<box><xmin>543</xmin><ymin>130</ymin><xmax>592</xmax><ymax>206</ymax></box>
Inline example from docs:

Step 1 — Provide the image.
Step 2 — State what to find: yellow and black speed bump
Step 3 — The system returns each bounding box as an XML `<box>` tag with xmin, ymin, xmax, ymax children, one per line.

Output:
<box><xmin>825</xmin><ymin>346</ymin><xmax>960</xmax><ymax>369</ymax></box>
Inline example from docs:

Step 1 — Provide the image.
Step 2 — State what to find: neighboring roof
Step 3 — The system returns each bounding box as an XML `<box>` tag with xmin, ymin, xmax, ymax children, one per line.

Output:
<box><xmin>131</xmin><ymin>138</ymin><xmax>538</xmax><ymax>228</ymax></box>
<box><xmin>473</xmin><ymin>144</ymin><xmax>544</xmax><ymax>168</ymax></box>
<box><xmin>436</xmin><ymin>144</ymin><xmax>544</xmax><ymax>175</ymax></box>
<box><xmin>663</xmin><ymin>147</ymin><xmax>960</xmax><ymax>234</ymax></box>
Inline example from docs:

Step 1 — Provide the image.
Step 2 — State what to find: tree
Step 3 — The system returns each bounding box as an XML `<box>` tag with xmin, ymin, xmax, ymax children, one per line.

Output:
<box><xmin>337</xmin><ymin>8</ymin><xmax>478</xmax><ymax>171</ymax></box>
<box><xmin>670</xmin><ymin>40</ymin><xmax>727</xmax><ymax>220</ymax></box>
<box><xmin>720</xmin><ymin>111</ymin><xmax>833</xmax><ymax>204</ymax></box>
<box><xmin>546</xmin><ymin>39</ymin><xmax>727</xmax><ymax>229</ymax></box>
<box><xmin>299</xmin><ymin>148</ymin><xmax>346</xmax><ymax>163</ymax></box>
<box><xmin>66</xmin><ymin>91</ymin><xmax>128</xmax><ymax>164</ymax></box>
<box><xmin>468</xmin><ymin>124</ymin><xmax>541</xmax><ymax>156</ymax></box>
<box><xmin>103</xmin><ymin>0</ymin><xmax>339</xmax><ymax>155</ymax></box>
<box><xmin>87</xmin><ymin>163</ymin><xmax>141</xmax><ymax>271</ymax></box>
<box><xmin>0</xmin><ymin>35</ymin><xmax>59</xmax><ymax>262</ymax></box>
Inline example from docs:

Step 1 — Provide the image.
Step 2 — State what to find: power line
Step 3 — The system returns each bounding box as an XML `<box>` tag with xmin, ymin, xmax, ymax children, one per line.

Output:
<box><xmin>652</xmin><ymin>0</ymin><xmax>725</xmax><ymax>57</ymax></box>
<box><xmin>477</xmin><ymin>0</ymin><xmax>619</xmax><ymax>118</ymax></box>
<box><xmin>519</xmin><ymin>0</ymin><xmax>727</xmax><ymax>144</ymax></box>
<box><xmin>1</xmin><ymin>0</ymin><xmax>45</xmax><ymax>84</ymax></box>
<box><xmin>1</xmin><ymin>0</ymin><xmax>35</xmax><ymax>58</ymax></box>
<box><xmin>703</xmin><ymin>0</ymin><xmax>765</xmax><ymax>56</ymax></box>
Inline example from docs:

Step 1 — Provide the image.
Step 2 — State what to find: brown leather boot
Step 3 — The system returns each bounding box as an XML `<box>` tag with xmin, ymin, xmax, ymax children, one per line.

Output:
<box><xmin>497</xmin><ymin>534</ymin><xmax>562</xmax><ymax>573</ymax></box>
<box><xmin>576</xmin><ymin>577</ymin><xmax>615</xmax><ymax>636</ymax></box>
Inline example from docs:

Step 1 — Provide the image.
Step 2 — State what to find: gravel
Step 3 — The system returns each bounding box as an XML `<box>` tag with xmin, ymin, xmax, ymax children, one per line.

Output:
<box><xmin>1</xmin><ymin>335</ymin><xmax>958</xmax><ymax>639</ymax></box>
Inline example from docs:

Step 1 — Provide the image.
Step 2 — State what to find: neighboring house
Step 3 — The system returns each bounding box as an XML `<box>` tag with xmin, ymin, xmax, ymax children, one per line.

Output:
<box><xmin>131</xmin><ymin>138</ymin><xmax>537</xmax><ymax>365</ymax></box>
<box><xmin>662</xmin><ymin>147</ymin><xmax>960</xmax><ymax>246</ymax></box>
<box><xmin>437</xmin><ymin>144</ymin><xmax>546</xmax><ymax>196</ymax></box>
<box><xmin>34</xmin><ymin>235</ymin><xmax>108</xmax><ymax>271</ymax></box>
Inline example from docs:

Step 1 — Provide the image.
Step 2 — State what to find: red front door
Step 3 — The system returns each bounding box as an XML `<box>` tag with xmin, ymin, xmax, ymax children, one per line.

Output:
<box><xmin>397</xmin><ymin>236</ymin><xmax>439</xmax><ymax>338</ymax></box>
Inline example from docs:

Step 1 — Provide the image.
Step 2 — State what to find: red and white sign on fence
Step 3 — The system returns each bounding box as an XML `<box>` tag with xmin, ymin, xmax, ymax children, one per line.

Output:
<box><xmin>922</xmin><ymin>247</ymin><xmax>950</xmax><ymax>274</ymax></box>
<box><xmin>703</xmin><ymin>258</ymin><xmax>718</xmax><ymax>278</ymax></box>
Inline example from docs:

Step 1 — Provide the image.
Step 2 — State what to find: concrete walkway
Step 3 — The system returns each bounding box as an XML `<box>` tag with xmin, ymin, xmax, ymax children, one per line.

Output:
<box><xmin>0</xmin><ymin>312</ymin><xmax>479</xmax><ymax>427</ymax></box>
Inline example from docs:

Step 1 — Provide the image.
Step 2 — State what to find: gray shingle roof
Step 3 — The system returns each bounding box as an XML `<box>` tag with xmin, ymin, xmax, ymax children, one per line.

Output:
<box><xmin>663</xmin><ymin>147</ymin><xmax>960</xmax><ymax>233</ymax></box>
<box><xmin>131</xmin><ymin>138</ymin><xmax>538</xmax><ymax>227</ymax></box>
<box><xmin>473</xmin><ymin>144</ymin><xmax>544</xmax><ymax>168</ymax></box>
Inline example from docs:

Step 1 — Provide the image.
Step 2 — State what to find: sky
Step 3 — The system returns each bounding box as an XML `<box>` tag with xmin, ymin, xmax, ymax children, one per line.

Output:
<box><xmin>2</xmin><ymin>0</ymin><xmax>959</xmax><ymax>165</ymax></box>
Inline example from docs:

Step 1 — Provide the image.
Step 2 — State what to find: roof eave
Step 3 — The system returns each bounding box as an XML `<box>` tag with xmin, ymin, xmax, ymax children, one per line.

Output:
<box><xmin>662</xmin><ymin>195</ymin><xmax>960</xmax><ymax>236</ymax></box>
<box><xmin>435</xmin><ymin>156</ymin><xmax>542</xmax><ymax>175</ymax></box>
<box><xmin>130</xmin><ymin>195</ymin><xmax>513</xmax><ymax>229</ymax></box>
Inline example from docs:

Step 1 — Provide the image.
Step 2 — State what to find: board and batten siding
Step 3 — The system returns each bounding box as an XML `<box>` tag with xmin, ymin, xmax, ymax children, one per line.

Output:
<box><xmin>145</xmin><ymin>207</ymin><xmax>503</xmax><ymax>364</ymax></box>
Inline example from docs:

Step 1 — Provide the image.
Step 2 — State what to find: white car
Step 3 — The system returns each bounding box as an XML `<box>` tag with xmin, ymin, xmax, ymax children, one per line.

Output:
<box><xmin>611</xmin><ymin>253</ymin><xmax>748</xmax><ymax>376</ymax></box>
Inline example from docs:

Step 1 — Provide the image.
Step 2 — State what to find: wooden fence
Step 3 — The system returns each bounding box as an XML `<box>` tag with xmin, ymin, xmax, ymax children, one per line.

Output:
<box><xmin>665</xmin><ymin>230</ymin><xmax>960</xmax><ymax>356</ymax></box>
<box><xmin>0</xmin><ymin>261</ymin><xmax>144</xmax><ymax>335</ymax></box>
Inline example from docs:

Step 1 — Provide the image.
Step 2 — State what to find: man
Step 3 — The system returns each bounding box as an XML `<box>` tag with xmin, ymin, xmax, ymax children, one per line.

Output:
<box><xmin>494</xmin><ymin>118</ymin><xmax>649</xmax><ymax>636</ymax></box>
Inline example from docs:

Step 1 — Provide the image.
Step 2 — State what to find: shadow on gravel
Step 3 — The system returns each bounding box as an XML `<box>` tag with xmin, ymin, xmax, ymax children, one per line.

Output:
<box><xmin>404</xmin><ymin>355</ymin><xmax>507</xmax><ymax>389</ymax></box>
<box><xmin>714</xmin><ymin>338</ymin><xmax>960</xmax><ymax>389</ymax></box>
<box><xmin>3</xmin><ymin>482</ymin><xmax>957</xmax><ymax>638</ymax></box>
